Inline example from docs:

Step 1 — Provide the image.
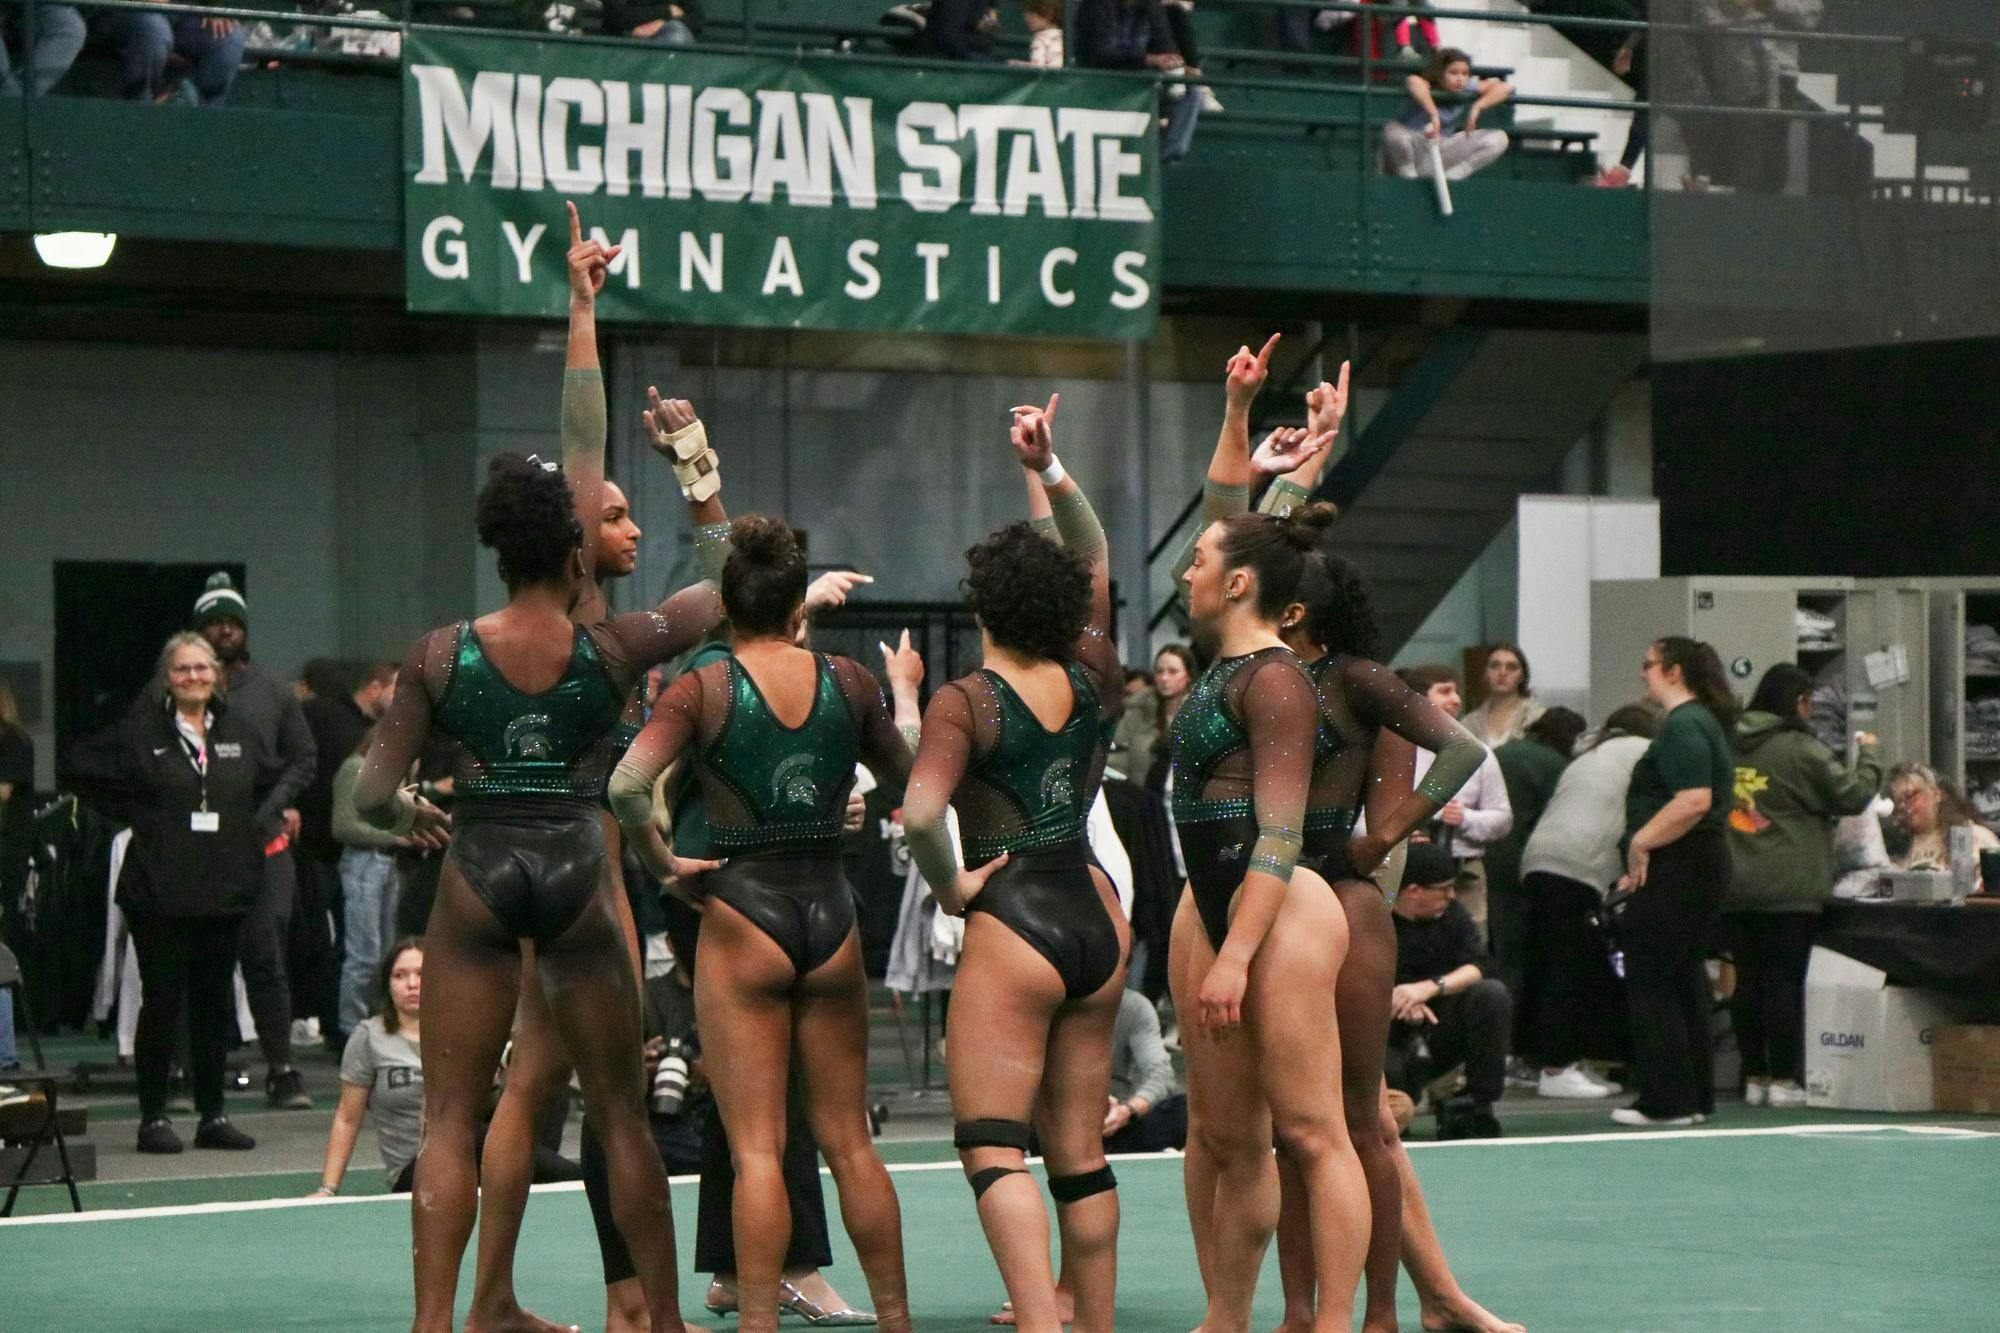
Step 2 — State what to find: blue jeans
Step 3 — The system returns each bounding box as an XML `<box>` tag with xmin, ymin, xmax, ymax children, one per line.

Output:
<box><xmin>639</xmin><ymin>18</ymin><xmax>693</xmax><ymax>44</ymax></box>
<box><xmin>0</xmin><ymin>988</ymin><xmax>18</xmax><ymax>1067</ymax></box>
<box><xmin>1160</xmin><ymin>83</ymin><xmax>1201</xmax><ymax>163</ymax></box>
<box><xmin>1</xmin><ymin>4</ymin><xmax>85</xmax><ymax>95</ymax></box>
<box><xmin>337</xmin><ymin>848</ymin><xmax>400</xmax><ymax>1034</ymax></box>
<box><xmin>90</xmin><ymin>10</ymin><xmax>248</xmax><ymax>103</ymax></box>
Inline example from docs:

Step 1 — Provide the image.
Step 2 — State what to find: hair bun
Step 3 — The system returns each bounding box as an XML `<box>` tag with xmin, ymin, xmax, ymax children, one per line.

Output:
<box><xmin>1279</xmin><ymin>501</ymin><xmax>1339</xmax><ymax>551</ymax></box>
<box><xmin>729</xmin><ymin>514</ymin><xmax>800</xmax><ymax>566</ymax></box>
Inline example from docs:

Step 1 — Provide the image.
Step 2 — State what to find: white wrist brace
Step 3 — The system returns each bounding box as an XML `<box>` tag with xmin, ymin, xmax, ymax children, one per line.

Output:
<box><xmin>654</xmin><ymin>419</ymin><xmax>721</xmax><ymax>502</ymax></box>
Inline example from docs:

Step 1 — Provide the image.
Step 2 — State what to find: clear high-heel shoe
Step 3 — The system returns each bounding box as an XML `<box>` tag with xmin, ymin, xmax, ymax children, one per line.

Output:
<box><xmin>779</xmin><ymin>1277</ymin><xmax>877</xmax><ymax>1327</ymax></box>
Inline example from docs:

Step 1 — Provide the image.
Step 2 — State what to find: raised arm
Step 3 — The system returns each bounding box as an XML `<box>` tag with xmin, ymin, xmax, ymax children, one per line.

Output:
<box><xmin>1197</xmin><ymin>658</ymin><xmax>1317</xmax><ymax>1031</ymax></box>
<box><xmin>1257</xmin><ymin>361</ymin><xmax>1349</xmax><ymax>518</ymax></box>
<box><xmin>607</xmin><ymin>669</ymin><xmax>706</xmax><ymax>881</ymax></box>
<box><xmin>351</xmin><ymin>637</ymin><xmax>449</xmax><ymax>844</ymax></box>
<box><xmin>1343</xmin><ymin>659</ymin><xmax>1488</xmax><ymax>871</ymax></box>
<box><xmin>640</xmin><ymin>387</ymin><xmax>729</xmax><ymax>567</ymax></box>
<box><xmin>903</xmin><ymin>683</ymin><xmax>1007</xmax><ymax>915</ymax></box>
<box><xmin>562</xmin><ymin>201</ymin><xmax>615</xmax><ymax>586</ymax></box>
<box><xmin>1011</xmin><ymin>394</ymin><xmax>1111</xmax><ymax>631</ymax></box>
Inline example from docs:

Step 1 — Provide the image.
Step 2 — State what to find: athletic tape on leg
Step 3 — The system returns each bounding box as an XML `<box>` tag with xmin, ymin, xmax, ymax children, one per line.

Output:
<box><xmin>968</xmin><ymin>1166</ymin><xmax>1029</xmax><ymax>1200</ymax></box>
<box><xmin>954</xmin><ymin>1118</ymin><xmax>1031</xmax><ymax>1152</ymax></box>
<box><xmin>1048</xmin><ymin>1164</ymin><xmax>1117</xmax><ymax>1204</ymax></box>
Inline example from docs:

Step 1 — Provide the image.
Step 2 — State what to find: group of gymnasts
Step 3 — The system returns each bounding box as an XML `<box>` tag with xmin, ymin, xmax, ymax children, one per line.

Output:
<box><xmin>352</xmin><ymin>205</ymin><xmax>1523</xmax><ymax>1333</ymax></box>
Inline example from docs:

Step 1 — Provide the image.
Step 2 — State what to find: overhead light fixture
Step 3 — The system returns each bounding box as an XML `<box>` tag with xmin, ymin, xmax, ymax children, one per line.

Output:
<box><xmin>33</xmin><ymin>232</ymin><xmax>117</xmax><ymax>269</ymax></box>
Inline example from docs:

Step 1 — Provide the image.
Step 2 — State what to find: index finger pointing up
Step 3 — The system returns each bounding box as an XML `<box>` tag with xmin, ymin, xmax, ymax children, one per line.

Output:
<box><xmin>1254</xmin><ymin>332</ymin><xmax>1282</xmax><ymax>372</ymax></box>
<box><xmin>567</xmin><ymin>200</ymin><xmax>582</xmax><ymax>246</ymax></box>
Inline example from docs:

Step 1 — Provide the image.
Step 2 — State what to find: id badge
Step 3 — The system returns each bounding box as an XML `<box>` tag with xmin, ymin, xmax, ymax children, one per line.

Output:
<box><xmin>190</xmin><ymin>811</ymin><xmax>221</xmax><ymax>833</ymax></box>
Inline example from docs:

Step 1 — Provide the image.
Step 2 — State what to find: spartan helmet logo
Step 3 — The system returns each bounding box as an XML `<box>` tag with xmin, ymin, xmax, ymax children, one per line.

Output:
<box><xmin>1040</xmin><ymin>758</ymin><xmax>1075</xmax><ymax>810</ymax></box>
<box><xmin>504</xmin><ymin>714</ymin><xmax>556</xmax><ymax>761</ymax></box>
<box><xmin>771</xmin><ymin>754</ymin><xmax>821</xmax><ymax>809</ymax></box>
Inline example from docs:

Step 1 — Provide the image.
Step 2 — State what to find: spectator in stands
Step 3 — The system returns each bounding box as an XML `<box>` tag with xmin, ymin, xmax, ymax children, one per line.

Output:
<box><xmin>925</xmin><ymin>0</ymin><xmax>1000</xmax><ymax>60</ymax></box>
<box><xmin>1597</xmin><ymin>3</ymin><xmax>1649</xmax><ymax>188</ymax></box>
<box><xmin>1102</xmin><ymin>989</ymin><xmax>1185</xmax><ymax>1152</ymax></box>
<box><xmin>61</xmin><ymin>632</ymin><xmax>266</xmax><ymax>1155</ymax></box>
<box><xmin>191</xmin><ymin>572</ymin><xmax>318</xmax><ymax>1111</ymax></box>
<box><xmin>1021</xmin><ymin>0</ymin><xmax>1063</xmax><ymax>68</ymax></box>
<box><xmin>314</xmin><ymin>937</ymin><xmax>425</xmax><ymax>1195</ymax></box>
<box><xmin>1392</xmin><ymin>0</ymin><xmax>1439</xmax><ymax>63</ymax></box>
<box><xmin>1385</xmin><ymin>841</ymin><xmax>1511</xmax><ymax>1140</ymax></box>
<box><xmin>1486</xmin><ymin>706</ymin><xmax>1586</xmax><ymax>1063</ymax></box>
<box><xmin>1885</xmin><ymin>761</ymin><xmax>1998</xmax><ymax>890</ymax></box>
<box><xmin>0</xmin><ymin>678</ymin><xmax>32</xmax><ymax>939</ymax></box>
<box><xmin>89</xmin><ymin>4</ymin><xmax>248</xmax><ymax>105</ymax></box>
<box><xmin>1724</xmin><ymin>664</ymin><xmax>1882</xmax><ymax>1109</ymax></box>
<box><xmin>1461</xmin><ymin>644</ymin><xmax>1545</xmax><ymax>748</ymax></box>
<box><xmin>1382</xmin><ymin>46</ymin><xmax>1513</xmax><ymax>182</ymax></box>
<box><xmin>333</xmin><ymin>723</ymin><xmax>412</xmax><ymax>1040</ymax></box>
<box><xmin>1</xmin><ymin>4</ymin><xmax>85</xmax><ymax>95</ymax></box>
<box><xmin>604</xmin><ymin>0</ymin><xmax>701</xmax><ymax>45</ymax></box>
<box><xmin>300</xmin><ymin>659</ymin><xmax>398</xmax><ymax>1046</ymax></box>
<box><xmin>1521</xmin><ymin>703</ymin><xmax>1658</xmax><ymax>1099</ymax></box>
<box><xmin>1074</xmin><ymin>0</ymin><xmax>1202</xmax><ymax>161</ymax></box>
<box><xmin>1614</xmin><ymin>637</ymin><xmax>1737</xmax><ymax>1127</ymax></box>
<box><xmin>1397</xmin><ymin>664</ymin><xmax>1512</xmax><ymax>941</ymax></box>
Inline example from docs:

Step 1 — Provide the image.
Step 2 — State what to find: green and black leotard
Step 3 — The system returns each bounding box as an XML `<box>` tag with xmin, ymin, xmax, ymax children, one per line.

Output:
<box><xmin>353</xmin><ymin>583</ymin><xmax>726</xmax><ymax>942</ymax></box>
<box><xmin>1299</xmin><ymin>652</ymin><xmax>1487</xmax><ymax>882</ymax></box>
<box><xmin>1169</xmin><ymin>646</ymin><xmax>1323</xmax><ymax>952</ymax></box>
<box><xmin>607</xmin><ymin>650</ymin><xmax>914</xmax><ymax>975</ymax></box>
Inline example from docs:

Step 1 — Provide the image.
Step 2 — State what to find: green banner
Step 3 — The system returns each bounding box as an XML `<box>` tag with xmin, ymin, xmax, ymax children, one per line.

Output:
<box><xmin>403</xmin><ymin>32</ymin><xmax>1161</xmax><ymax>339</ymax></box>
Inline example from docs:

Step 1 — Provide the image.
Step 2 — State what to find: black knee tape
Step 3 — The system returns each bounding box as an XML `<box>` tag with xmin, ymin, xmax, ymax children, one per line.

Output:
<box><xmin>1048</xmin><ymin>1164</ymin><xmax>1117</xmax><ymax>1205</ymax></box>
<box><xmin>969</xmin><ymin>1166</ymin><xmax>1029</xmax><ymax>1200</ymax></box>
<box><xmin>954</xmin><ymin>1118</ymin><xmax>1032</xmax><ymax>1153</ymax></box>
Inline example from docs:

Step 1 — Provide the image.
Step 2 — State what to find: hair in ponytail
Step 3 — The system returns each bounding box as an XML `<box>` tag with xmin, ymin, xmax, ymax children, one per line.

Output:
<box><xmin>1212</xmin><ymin>503</ymin><xmax>1338</xmax><ymax>621</ymax></box>
<box><xmin>1655</xmin><ymin>636</ymin><xmax>1740</xmax><ymax>728</ymax></box>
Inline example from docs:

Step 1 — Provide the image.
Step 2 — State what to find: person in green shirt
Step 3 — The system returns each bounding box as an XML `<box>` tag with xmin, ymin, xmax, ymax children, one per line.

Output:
<box><xmin>1613</xmin><ymin>636</ymin><xmax>1740</xmax><ymax>1127</ymax></box>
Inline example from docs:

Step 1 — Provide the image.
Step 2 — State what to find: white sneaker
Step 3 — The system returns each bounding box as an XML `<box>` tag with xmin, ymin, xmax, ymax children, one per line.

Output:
<box><xmin>1198</xmin><ymin>86</ymin><xmax>1225</xmax><ymax>114</ymax></box>
<box><xmin>1767</xmin><ymin>1080</ymin><xmax>1808</xmax><ymax>1108</ymax></box>
<box><xmin>1538</xmin><ymin>1065</ymin><xmax>1618</xmax><ymax>1099</ymax></box>
<box><xmin>1611</xmin><ymin>1107</ymin><xmax>1696</xmax><ymax>1127</ymax></box>
<box><xmin>1743</xmin><ymin>1078</ymin><xmax>1769</xmax><ymax>1106</ymax></box>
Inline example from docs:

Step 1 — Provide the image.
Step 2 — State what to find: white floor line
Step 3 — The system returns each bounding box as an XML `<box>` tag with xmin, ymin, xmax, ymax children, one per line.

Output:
<box><xmin>4</xmin><ymin>1123</ymin><xmax>1990</xmax><ymax>1228</ymax></box>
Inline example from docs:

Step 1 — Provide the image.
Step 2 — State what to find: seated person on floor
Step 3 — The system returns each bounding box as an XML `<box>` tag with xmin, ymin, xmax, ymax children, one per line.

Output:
<box><xmin>1102</xmin><ymin>988</ymin><xmax>1186</xmax><ymax>1153</ymax></box>
<box><xmin>1385</xmin><ymin>841</ymin><xmax>1512</xmax><ymax>1140</ymax></box>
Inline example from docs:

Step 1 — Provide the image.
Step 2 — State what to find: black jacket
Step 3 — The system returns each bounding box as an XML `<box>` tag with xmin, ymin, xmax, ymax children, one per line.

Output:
<box><xmin>62</xmin><ymin>698</ymin><xmax>267</xmax><ymax>919</ymax></box>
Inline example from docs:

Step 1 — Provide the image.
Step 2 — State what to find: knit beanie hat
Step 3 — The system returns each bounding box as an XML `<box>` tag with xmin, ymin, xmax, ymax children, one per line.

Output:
<box><xmin>1401</xmin><ymin>840</ymin><xmax>1458</xmax><ymax>892</ymax></box>
<box><xmin>192</xmin><ymin>571</ymin><xmax>248</xmax><ymax>631</ymax></box>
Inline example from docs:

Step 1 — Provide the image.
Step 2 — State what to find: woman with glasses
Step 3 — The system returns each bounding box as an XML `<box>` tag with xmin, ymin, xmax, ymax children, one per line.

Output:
<box><xmin>1612</xmin><ymin>637</ymin><xmax>1738</xmax><ymax>1127</ymax></box>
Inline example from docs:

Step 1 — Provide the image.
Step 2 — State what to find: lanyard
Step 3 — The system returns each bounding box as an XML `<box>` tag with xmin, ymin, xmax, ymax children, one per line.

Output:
<box><xmin>174</xmin><ymin>720</ymin><xmax>211</xmax><ymax>813</ymax></box>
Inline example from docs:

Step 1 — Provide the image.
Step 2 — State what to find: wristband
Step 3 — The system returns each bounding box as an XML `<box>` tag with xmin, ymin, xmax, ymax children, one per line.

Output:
<box><xmin>654</xmin><ymin>419</ymin><xmax>722</xmax><ymax>502</ymax></box>
<box><xmin>1037</xmin><ymin>457</ymin><xmax>1066</xmax><ymax>487</ymax></box>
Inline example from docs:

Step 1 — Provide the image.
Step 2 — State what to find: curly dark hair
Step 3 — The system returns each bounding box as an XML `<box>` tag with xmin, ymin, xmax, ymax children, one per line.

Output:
<box><xmin>1212</xmin><ymin>503</ymin><xmax>1338</xmax><ymax>621</ymax></box>
<box><xmin>476</xmin><ymin>453</ymin><xmax>582</xmax><ymax>589</ymax></box>
<box><xmin>962</xmin><ymin>521</ymin><xmax>1091</xmax><ymax>661</ymax></box>
<box><xmin>1298</xmin><ymin>545</ymin><xmax>1381</xmax><ymax>660</ymax></box>
<box><xmin>721</xmin><ymin>515</ymin><xmax>809</xmax><ymax>636</ymax></box>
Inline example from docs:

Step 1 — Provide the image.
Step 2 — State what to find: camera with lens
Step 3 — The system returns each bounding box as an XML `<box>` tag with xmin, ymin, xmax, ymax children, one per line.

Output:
<box><xmin>650</xmin><ymin>1035</ymin><xmax>697</xmax><ymax>1117</ymax></box>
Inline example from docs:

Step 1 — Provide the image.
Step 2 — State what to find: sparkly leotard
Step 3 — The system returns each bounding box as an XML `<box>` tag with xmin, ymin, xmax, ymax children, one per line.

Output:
<box><xmin>1169</xmin><ymin>647</ymin><xmax>1320</xmax><ymax>951</ymax></box>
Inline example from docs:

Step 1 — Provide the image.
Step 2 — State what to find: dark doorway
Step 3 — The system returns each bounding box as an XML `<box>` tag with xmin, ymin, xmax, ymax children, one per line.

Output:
<box><xmin>53</xmin><ymin>562</ymin><xmax>246</xmax><ymax>756</ymax></box>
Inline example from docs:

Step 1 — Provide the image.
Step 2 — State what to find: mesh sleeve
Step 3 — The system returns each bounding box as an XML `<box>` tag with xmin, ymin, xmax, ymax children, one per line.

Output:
<box><xmin>1238</xmin><ymin>656</ymin><xmax>1317</xmax><ymax>884</ymax></box>
<box><xmin>594</xmin><ymin>582</ymin><xmax>726</xmax><ymax>689</ymax></box>
<box><xmin>832</xmin><ymin>656</ymin><xmax>913</xmax><ymax>790</ymax></box>
<box><xmin>351</xmin><ymin>631</ymin><xmax>452</xmax><ymax>829</ymax></box>
<box><xmin>1167</xmin><ymin>479</ymin><xmax>1251</xmax><ymax>588</ymax></box>
<box><xmin>608</xmin><ymin>668</ymin><xmax>707</xmax><ymax>832</ymax></box>
<box><xmin>903</xmin><ymin>682</ymin><xmax>979</xmax><ymax>893</ymax></box>
<box><xmin>1342</xmin><ymin>658</ymin><xmax>1488</xmax><ymax>806</ymax></box>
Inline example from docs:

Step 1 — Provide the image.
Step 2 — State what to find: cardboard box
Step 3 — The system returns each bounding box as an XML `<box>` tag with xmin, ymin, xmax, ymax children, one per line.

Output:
<box><xmin>1804</xmin><ymin>947</ymin><xmax>1968</xmax><ymax>1112</ymax></box>
<box><xmin>1933</xmin><ymin>1025</ymin><xmax>2000</xmax><ymax>1115</ymax></box>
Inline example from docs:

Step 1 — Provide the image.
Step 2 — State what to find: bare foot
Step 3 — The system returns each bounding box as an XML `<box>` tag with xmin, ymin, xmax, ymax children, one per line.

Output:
<box><xmin>1359</xmin><ymin>1314</ymin><xmax>1399</xmax><ymax>1333</ymax></box>
<box><xmin>990</xmin><ymin>1294</ymin><xmax>1076</xmax><ymax>1326</ymax></box>
<box><xmin>1420</xmin><ymin>1291</ymin><xmax>1524</xmax><ymax>1333</ymax></box>
<box><xmin>1269</xmin><ymin>1317</ymin><xmax>1315</xmax><ymax>1333</ymax></box>
<box><xmin>463</xmin><ymin>1299</ymin><xmax>578</xmax><ymax>1333</ymax></box>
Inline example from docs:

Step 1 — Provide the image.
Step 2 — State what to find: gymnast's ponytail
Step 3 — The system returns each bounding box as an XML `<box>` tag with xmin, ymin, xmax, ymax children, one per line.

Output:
<box><xmin>1213</xmin><ymin>502</ymin><xmax>1339</xmax><ymax>621</ymax></box>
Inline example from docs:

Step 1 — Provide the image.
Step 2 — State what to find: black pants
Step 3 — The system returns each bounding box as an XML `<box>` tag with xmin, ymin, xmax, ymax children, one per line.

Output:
<box><xmin>235</xmin><ymin>849</ymin><xmax>295</xmax><ymax>1072</ymax></box>
<box><xmin>1525</xmin><ymin>872</ymin><xmax>1630</xmax><ymax>1069</ymax></box>
<box><xmin>1161</xmin><ymin>0</ymin><xmax>1200</xmax><ymax>67</ymax></box>
<box><xmin>1387</xmin><ymin>979</ymin><xmax>1511</xmax><ymax>1106</ymax></box>
<box><xmin>130</xmin><ymin>913</ymin><xmax>241</xmax><ymax>1121</ymax></box>
<box><xmin>1723</xmin><ymin>910</ymin><xmax>1818</xmax><ymax>1083</ymax></box>
<box><xmin>580</xmin><ymin>1113</ymin><xmax>705</xmax><ymax>1283</ymax></box>
<box><xmin>694</xmin><ymin>1081</ymin><xmax>833</xmax><ymax>1275</ymax></box>
<box><xmin>289</xmin><ymin>853</ymin><xmax>342</xmax><ymax>1037</ymax></box>
<box><xmin>1487</xmin><ymin>875</ymin><xmax>1532</xmax><ymax>1054</ymax></box>
<box><xmin>1623</xmin><ymin>829</ymin><xmax>1728</xmax><ymax>1118</ymax></box>
<box><xmin>1102</xmin><ymin>1092</ymin><xmax>1188</xmax><ymax>1154</ymax></box>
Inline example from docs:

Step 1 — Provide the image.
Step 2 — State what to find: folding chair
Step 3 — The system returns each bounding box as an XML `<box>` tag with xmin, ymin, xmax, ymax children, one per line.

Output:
<box><xmin>0</xmin><ymin>940</ymin><xmax>82</xmax><ymax>1215</ymax></box>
